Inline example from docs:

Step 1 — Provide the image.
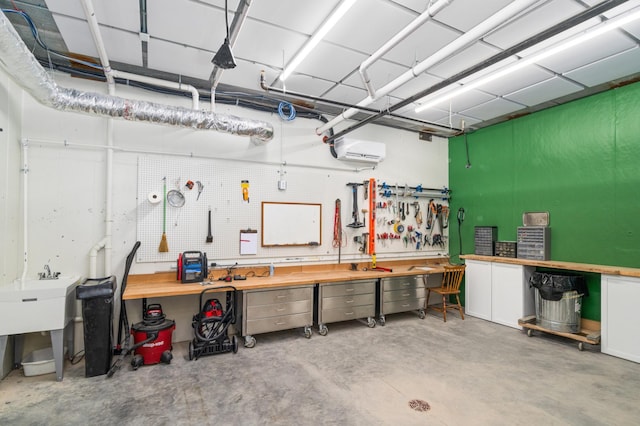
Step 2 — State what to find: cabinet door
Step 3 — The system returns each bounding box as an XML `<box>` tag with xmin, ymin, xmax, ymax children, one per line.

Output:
<box><xmin>602</xmin><ymin>275</ymin><xmax>640</xmax><ymax>363</ymax></box>
<box><xmin>465</xmin><ymin>260</ymin><xmax>492</xmax><ymax>320</ymax></box>
<box><xmin>490</xmin><ymin>263</ymin><xmax>533</xmax><ymax>329</ymax></box>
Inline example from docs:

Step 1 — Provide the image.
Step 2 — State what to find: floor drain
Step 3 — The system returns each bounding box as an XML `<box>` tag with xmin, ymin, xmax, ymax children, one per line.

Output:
<box><xmin>408</xmin><ymin>399</ymin><xmax>431</xmax><ymax>412</ymax></box>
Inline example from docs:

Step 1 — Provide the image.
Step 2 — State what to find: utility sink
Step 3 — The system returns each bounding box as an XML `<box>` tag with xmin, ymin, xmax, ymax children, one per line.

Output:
<box><xmin>0</xmin><ymin>276</ymin><xmax>80</xmax><ymax>335</ymax></box>
<box><xmin>0</xmin><ymin>276</ymin><xmax>81</xmax><ymax>381</ymax></box>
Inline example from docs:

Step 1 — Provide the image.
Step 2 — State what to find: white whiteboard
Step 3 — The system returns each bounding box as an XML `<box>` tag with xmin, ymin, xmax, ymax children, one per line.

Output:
<box><xmin>262</xmin><ymin>202</ymin><xmax>322</xmax><ymax>246</ymax></box>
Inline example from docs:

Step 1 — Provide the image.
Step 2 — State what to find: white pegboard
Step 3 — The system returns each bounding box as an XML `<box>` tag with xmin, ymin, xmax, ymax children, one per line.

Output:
<box><xmin>137</xmin><ymin>156</ymin><xmax>449</xmax><ymax>264</ymax></box>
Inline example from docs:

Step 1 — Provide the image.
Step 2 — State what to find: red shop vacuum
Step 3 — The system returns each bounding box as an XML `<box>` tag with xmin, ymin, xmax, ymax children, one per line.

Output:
<box><xmin>129</xmin><ymin>304</ymin><xmax>175</xmax><ymax>369</ymax></box>
<box><xmin>107</xmin><ymin>241</ymin><xmax>176</xmax><ymax>378</ymax></box>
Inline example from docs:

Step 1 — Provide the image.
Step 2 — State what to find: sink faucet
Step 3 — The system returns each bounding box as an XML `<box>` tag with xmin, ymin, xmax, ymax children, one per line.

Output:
<box><xmin>38</xmin><ymin>264</ymin><xmax>59</xmax><ymax>280</ymax></box>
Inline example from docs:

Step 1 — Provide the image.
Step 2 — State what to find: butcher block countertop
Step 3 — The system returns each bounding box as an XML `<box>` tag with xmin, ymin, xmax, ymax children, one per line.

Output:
<box><xmin>124</xmin><ymin>258</ymin><xmax>450</xmax><ymax>300</ymax></box>
<box><xmin>460</xmin><ymin>255</ymin><xmax>640</xmax><ymax>278</ymax></box>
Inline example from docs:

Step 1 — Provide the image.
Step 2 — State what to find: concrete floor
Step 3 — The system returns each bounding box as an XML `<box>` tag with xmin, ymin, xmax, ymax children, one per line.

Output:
<box><xmin>1</xmin><ymin>312</ymin><xmax>639</xmax><ymax>426</ymax></box>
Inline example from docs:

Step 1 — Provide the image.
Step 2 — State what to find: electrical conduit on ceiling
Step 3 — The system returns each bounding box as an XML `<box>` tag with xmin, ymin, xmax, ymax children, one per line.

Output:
<box><xmin>0</xmin><ymin>11</ymin><xmax>274</xmax><ymax>143</ymax></box>
<box><xmin>316</xmin><ymin>0</ymin><xmax>541</xmax><ymax>135</ymax></box>
<box><xmin>324</xmin><ymin>0</ymin><xmax>631</xmax><ymax>143</ymax></box>
<box><xmin>358</xmin><ymin>0</ymin><xmax>453</xmax><ymax>98</ymax></box>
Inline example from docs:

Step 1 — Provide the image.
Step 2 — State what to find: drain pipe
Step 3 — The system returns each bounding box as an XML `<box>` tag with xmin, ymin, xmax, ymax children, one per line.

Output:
<box><xmin>82</xmin><ymin>0</ymin><xmax>114</xmax><ymax>277</ymax></box>
<box><xmin>317</xmin><ymin>0</ymin><xmax>540</xmax><ymax>134</ymax></box>
<box><xmin>359</xmin><ymin>0</ymin><xmax>453</xmax><ymax>98</ymax></box>
<box><xmin>19</xmin><ymin>140</ymin><xmax>29</xmax><ymax>288</ymax></box>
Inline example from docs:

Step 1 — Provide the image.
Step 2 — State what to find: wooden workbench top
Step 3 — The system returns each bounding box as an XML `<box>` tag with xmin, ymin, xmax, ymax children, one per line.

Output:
<box><xmin>460</xmin><ymin>255</ymin><xmax>640</xmax><ymax>278</ymax></box>
<box><xmin>124</xmin><ymin>258</ymin><xmax>450</xmax><ymax>300</ymax></box>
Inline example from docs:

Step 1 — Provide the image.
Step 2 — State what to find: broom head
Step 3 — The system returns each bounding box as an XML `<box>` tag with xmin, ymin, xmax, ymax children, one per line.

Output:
<box><xmin>158</xmin><ymin>232</ymin><xmax>169</xmax><ymax>252</ymax></box>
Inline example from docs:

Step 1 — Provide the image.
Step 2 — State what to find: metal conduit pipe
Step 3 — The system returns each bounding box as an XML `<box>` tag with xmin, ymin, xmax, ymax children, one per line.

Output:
<box><xmin>259</xmin><ymin>71</ymin><xmax>460</xmax><ymax>136</ymax></box>
<box><xmin>316</xmin><ymin>0</ymin><xmax>540</xmax><ymax>135</ymax></box>
<box><xmin>323</xmin><ymin>0</ymin><xmax>629</xmax><ymax>144</ymax></box>
<box><xmin>113</xmin><ymin>69</ymin><xmax>200</xmax><ymax>110</ymax></box>
<box><xmin>359</xmin><ymin>0</ymin><xmax>453</xmax><ymax>98</ymax></box>
<box><xmin>0</xmin><ymin>12</ymin><xmax>274</xmax><ymax>143</ymax></box>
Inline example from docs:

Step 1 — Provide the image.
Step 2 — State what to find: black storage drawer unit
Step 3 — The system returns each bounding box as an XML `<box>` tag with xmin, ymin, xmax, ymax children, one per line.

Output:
<box><xmin>475</xmin><ymin>226</ymin><xmax>497</xmax><ymax>256</ymax></box>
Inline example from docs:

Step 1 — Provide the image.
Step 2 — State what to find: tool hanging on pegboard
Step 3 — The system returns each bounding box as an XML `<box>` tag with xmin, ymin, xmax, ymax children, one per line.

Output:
<box><xmin>241</xmin><ymin>180</ymin><xmax>249</xmax><ymax>203</ymax></box>
<box><xmin>368</xmin><ymin>178</ymin><xmax>376</xmax><ymax>257</ymax></box>
<box><xmin>346</xmin><ymin>183</ymin><xmax>365</xmax><ymax>228</ymax></box>
<box><xmin>333</xmin><ymin>199</ymin><xmax>346</xmax><ymax>263</ymax></box>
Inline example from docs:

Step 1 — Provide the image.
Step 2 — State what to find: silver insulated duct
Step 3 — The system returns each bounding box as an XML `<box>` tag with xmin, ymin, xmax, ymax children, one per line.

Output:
<box><xmin>0</xmin><ymin>12</ymin><xmax>274</xmax><ymax>143</ymax></box>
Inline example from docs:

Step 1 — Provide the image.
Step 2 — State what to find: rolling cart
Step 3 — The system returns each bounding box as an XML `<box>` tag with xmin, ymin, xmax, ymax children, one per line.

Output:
<box><xmin>188</xmin><ymin>286</ymin><xmax>238</xmax><ymax>360</ymax></box>
<box><xmin>519</xmin><ymin>315</ymin><xmax>601</xmax><ymax>351</ymax></box>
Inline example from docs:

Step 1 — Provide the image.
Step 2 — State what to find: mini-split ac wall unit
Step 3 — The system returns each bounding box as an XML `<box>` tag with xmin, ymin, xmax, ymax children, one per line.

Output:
<box><xmin>334</xmin><ymin>137</ymin><xmax>386</xmax><ymax>163</ymax></box>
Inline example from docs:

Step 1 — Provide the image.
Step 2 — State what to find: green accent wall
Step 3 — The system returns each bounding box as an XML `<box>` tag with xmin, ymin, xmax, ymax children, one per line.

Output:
<box><xmin>449</xmin><ymin>81</ymin><xmax>640</xmax><ymax>321</ymax></box>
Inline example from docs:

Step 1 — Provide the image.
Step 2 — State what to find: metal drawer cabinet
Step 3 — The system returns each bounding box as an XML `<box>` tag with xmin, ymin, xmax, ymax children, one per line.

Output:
<box><xmin>316</xmin><ymin>279</ymin><xmax>377</xmax><ymax>336</ymax></box>
<box><xmin>379</xmin><ymin>276</ymin><xmax>426</xmax><ymax>325</ymax></box>
<box><xmin>242</xmin><ymin>285</ymin><xmax>314</xmax><ymax>348</ymax></box>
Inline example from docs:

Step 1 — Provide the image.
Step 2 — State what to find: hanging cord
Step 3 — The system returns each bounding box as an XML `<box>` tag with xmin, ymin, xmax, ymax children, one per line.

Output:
<box><xmin>278</xmin><ymin>101</ymin><xmax>296</xmax><ymax>121</ymax></box>
<box><xmin>332</xmin><ymin>199</ymin><xmax>346</xmax><ymax>248</ymax></box>
<box><xmin>457</xmin><ymin>207</ymin><xmax>465</xmax><ymax>257</ymax></box>
<box><xmin>333</xmin><ymin>198</ymin><xmax>347</xmax><ymax>265</ymax></box>
<box><xmin>224</xmin><ymin>0</ymin><xmax>230</xmax><ymax>40</ymax></box>
<box><xmin>464</xmin><ymin>133</ymin><xmax>472</xmax><ymax>169</ymax></box>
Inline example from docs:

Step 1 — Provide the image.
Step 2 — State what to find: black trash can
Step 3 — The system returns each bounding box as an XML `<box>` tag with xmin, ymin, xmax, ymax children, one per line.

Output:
<box><xmin>76</xmin><ymin>276</ymin><xmax>117</xmax><ymax>377</ymax></box>
<box><xmin>529</xmin><ymin>272</ymin><xmax>588</xmax><ymax>333</ymax></box>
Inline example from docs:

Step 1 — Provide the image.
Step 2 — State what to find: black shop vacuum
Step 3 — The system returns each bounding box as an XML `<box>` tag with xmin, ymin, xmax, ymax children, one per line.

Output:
<box><xmin>188</xmin><ymin>286</ymin><xmax>238</xmax><ymax>360</ymax></box>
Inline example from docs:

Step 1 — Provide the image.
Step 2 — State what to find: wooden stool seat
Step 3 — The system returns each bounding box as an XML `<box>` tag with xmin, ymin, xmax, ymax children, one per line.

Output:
<box><xmin>426</xmin><ymin>264</ymin><xmax>466</xmax><ymax>322</ymax></box>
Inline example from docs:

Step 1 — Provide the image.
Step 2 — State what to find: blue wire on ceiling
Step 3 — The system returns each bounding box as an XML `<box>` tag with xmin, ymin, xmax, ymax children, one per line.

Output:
<box><xmin>277</xmin><ymin>101</ymin><xmax>296</xmax><ymax>121</ymax></box>
<box><xmin>2</xmin><ymin>8</ymin><xmax>104</xmax><ymax>70</ymax></box>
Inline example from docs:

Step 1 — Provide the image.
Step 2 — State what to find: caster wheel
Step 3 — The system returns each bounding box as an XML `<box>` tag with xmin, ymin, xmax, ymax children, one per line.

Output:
<box><xmin>131</xmin><ymin>354</ymin><xmax>143</xmax><ymax>370</ymax></box>
<box><xmin>379</xmin><ymin>316</ymin><xmax>386</xmax><ymax>326</ymax></box>
<box><xmin>527</xmin><ymin>329</ymin><xmax>533</xmax><ymax>337</ymax></box>
<box><xmin>232</xmin><ymin>335</ymin><xmax>239</xmax><ymax>353</ymax></box>
<box><xmin>418</xmin><ymin>310</ymin><xmax>426</xmax><ymax>320</ymax></box>
<box><xmin>160</xmin><ymin>350</ymin><xmax>173</xmax><ymax>364</ymax></box>
<box><xmin>367</xmin><ymin>317</ymin><xmax>376</xmax><ymax>328</ymax></box>
<box><xmin>244</xmin><ymin>336</ymin><xmax>256</xmax><ymax>348</ymax></box>
<box><xmin>578</xmin><ymin>342</ymin><xmax>584</xmax><ymax>351</ymax></box>
<box><xmin>319</xmin><ymin>325</ymin><xmax>328</xmax><ymax>336</ymax></box>
<box><xmin>188</xmin><ymin>342</ymin><xmax>194</xmax><ymax>360</ymax></box>
<box><xmin>304</xmin><ymin>326</ymin><xmax>312</xmax><ymax>339</ymax></box>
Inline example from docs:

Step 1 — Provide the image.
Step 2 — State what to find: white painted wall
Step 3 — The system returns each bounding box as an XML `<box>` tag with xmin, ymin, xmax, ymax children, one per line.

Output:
<box><xmin>1</xmin><ymin>67</ymin><xmax>449</xmax><ymax>344</ymax></box>
<box><xmin>0</xmin><ymin>68</ymin><xmax>22</xmax><ymax>376</ymax></box>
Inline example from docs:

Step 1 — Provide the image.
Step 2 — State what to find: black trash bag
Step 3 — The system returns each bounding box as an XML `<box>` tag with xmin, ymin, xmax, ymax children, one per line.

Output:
<box><xmin>529</xmin><ymin>272</ymin><xmax>588</xmax><ymax>301</ymax></box>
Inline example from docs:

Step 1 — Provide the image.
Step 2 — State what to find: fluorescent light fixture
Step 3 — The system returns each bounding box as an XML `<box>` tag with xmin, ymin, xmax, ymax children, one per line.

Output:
<box><xmin>415</xmin><ymin>7</ymin><xmax>640</xmax><ymax>113</ymax></box>
<box><xmin>279</xmin><ymin>0</ymin><xmax>358</xmax><ymax>81</ymax></box>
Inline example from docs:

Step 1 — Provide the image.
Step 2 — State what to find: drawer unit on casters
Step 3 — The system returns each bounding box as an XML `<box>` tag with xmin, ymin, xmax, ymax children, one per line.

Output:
<box><xmin>315</xmin><ymin>279</ymin><xmax>377</xmax><ymax>336</ymax></box>
<box><xmin>378</xmin><ymin>275</ymin><xmax>426</xmax><ymax>326</ymax></box>
<box><xmin>241</xmin><ymin>285</ymin><xmax>314</xmax><ymax>348</ymax></box>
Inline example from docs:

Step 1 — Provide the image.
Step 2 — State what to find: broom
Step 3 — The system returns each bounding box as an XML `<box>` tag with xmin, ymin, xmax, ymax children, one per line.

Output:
<box><xmin>159</xmin><ymin>177</ymin><xmax>169</xmax><ymax>252</ymax></box>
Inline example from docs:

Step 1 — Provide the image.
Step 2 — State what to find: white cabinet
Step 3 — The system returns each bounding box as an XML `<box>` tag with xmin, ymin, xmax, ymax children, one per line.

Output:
<box><xmin>465</xmin><ymin>260</ymin><xmax>535</xmax><ymax>329</ymax></box>
<box><xmin>465</xmin><ymin>260</ymin><xmax>492</xmax><ymax>320</ymax></box>
<box><xmin>491</xmin><ymin>263</ymin><xmax>534</xmax><ymax>328</ymax></box>
<box><xmin>601</xmin><ymin>275</ymin><xmax>640</xmax><ymax>363</ymax></box>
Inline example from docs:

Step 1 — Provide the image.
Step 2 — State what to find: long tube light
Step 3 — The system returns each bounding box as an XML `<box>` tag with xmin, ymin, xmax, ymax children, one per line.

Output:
<box><xmin>415</xmin><ymin>7</ymin><xmax>640</xmax><ymax>113</ymax></box>
<box><xmin>279</xmin><ymin>0</ymin><xmax>358</xmax><ymax>81</ymax></box>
